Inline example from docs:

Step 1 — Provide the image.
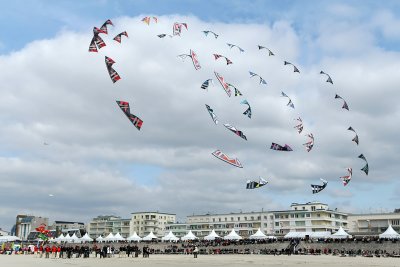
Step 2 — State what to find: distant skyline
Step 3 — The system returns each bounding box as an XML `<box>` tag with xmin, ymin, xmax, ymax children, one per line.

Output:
<box><xmin>1</xmin><ymin>0</ymin><xmax>400</xmax><ymax>231</ymax></box>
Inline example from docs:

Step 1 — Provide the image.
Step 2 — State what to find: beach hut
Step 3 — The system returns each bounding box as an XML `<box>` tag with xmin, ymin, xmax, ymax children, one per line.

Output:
<box><xmin>126</xmin><ymin>232</ymin><xmax>142</xmax><ymax>242</ymax></box>
<box><xmin>331</xmin><ymin>226</ymin><xmax>350</xmax><ymax>239</ymax></box>
<box><xmin>181</xmin><ymin>230</ymin><xmax>198</xmax><ymax>241</ymax></box>
<box><xmin>161</xmin><ymin>231</ymin><xmax>179</xmax><ymax>242</ymax></box>
<box><xmin>204</xmin><ymin>229</ymin><xmax>220</xmax><ymax>240</ymax></box>
<box><xmin>249</xmin><ymin>228</ymin><xmax>270</xmax><ymax>240</ymax></box>
<box><xmin>142</xmin><ymin>231</ymin><xmax>158</xmax><ymax>241</ymax></box>
<box><xmin>379</xmin><ymin>225</ymin><xmax>400</xmax><ymax>239</ymax></box>
<box><xmin>223</xmin><ymin>229</ymin><xmax>242</xmax><ymax>240</ymax></box>
<box><xmin>80</xmin><ymin>233</ymin><xmax>94</xmax><ymax>242</ymax></box>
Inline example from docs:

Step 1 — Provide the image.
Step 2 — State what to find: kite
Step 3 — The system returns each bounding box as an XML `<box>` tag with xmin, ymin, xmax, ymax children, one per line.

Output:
<box><xmin>303</xmin><ymin>133</ymin><xmax>314</xmax><ymax>152</ymax></box>
<box><xmin>224</xmin><ymin>124</ymin><xmax>247</xmax><ymax>140</ymax></box>
<box><xmin>89</xmin><ymin>27</ymin><xmax>107</xmax><ymax>52</ymax></box>
<box><xmin>113</xmin><ymin>31</ymin><xmax>128</xmax><ymax>43</ymax></box>
<box><xmin>214</xmin><ymin>71</ymin><xmax>232</xmax><ymax>97</ymax></box>
<box><xmin>358</xmin><ymin>154</ymin><xmax>369</xmax><ymax>175</ymax></box>
<box><xmin>284</xmin><ymin>61</ymin><xmax>300</xmax><ymax>73</ymax></box>
<box><xmin>335</xmin><ymin>94</ymin><xmax>349</xmax><ymax>110</ymax></box>
<box><xmin>212</xmin><ymin>149</ymin><xmax>243</xmax><ymax>168</ymax></box>
<box><xmin>281</xmin><ymin>92</ymin><xmax>295</xmax><ymax>108</ymax></box>
<box><xmin>246</xmin><ymin>177</ymin><xmax>268</xmax><ymax>189</ymax></box>
<box><xmin>213</xmin><ymin>54</ymin><xmax>233</xmax><ymax>65</ymax></box>
<box><xmin>240</xmin><ymin>99</ymin><xmax>252</xmax><ymax>118</ymax></box>
<box><xmin>294</xmin><ymin>117</ymin><xmax>303</xmax><ymax>134</ymax></box>
<box><xmin>157</xmin><ymin>33</ymin><xmax>173</xmax><ymax>38</ymax></box>
<box><xmin>105</xmin><ymin>56</ymin><xmax>121</xmax><ymax>83</ymax></box>
<box><xmin>142</xmin><ymin>16</ymin><xmax>158</xmax><ymax>25</ymax></box>
<box><xmin>227</xmin><ymin>43</ymin><xmax>244</xmax><ymax>52</ymax></box>
<box><xmin>177</xmin><ymin>49</ymin><xmax>201</xmax><ymax>70</ymax></box>
<box><xmin>35</xmin><ymin>224</ymin><xmax>51</xmax><ymax>242</ymax></box>
<box><xmin>116</xmin><ymin>100</ymin><xmax>143</xmax><ymax>130</ymax></box>
<box><xmin>205</xmin><ymin>104</ymin><xmax>218</xmax><ymax>125</ymax></box>
<box><xmin>173</xmin><ymin>22</ymin><xmax>188</xmax><ymax>36</ymax></box>
<box><xmin>270</xmin><ymin>143</ymin><xmax>293</xmax><ymax>151</ymax></box>
<box><xmin>347</xmin><ymin>127</ymin><xmax>359</xmax><ymax>145</ymax></box>
<box><xmin>201</xmin><ymin>79</ymin><xmax>213</xmax><ymax>90</ymax></box>
<box><xmin>311</xmin><ymin>178</ymin><xmax>328</xmax><ymax>194</ymax></box>
<box><xmin>226</xmin><ymin>83</ymin><xmax>242</xmax><ymax>96</ymax></box>
<box><xmin>257</xmin><ymin>45</ymin><xmax>275</xmax><ymax>56</ymax></box>
<box><xmin>320</xmin><ymin>71</ymin><xmax>333</xmax><ymax>84</ymax></box>
<box><xmin>340</xmin><ymin>168</ymin><xmax>352</xmax><ymax>186</ymax></box>
<box><xmin>203</xmin><ymin>30</ymin><xmax>218</xmax><ymax>38</ymax></box>
<box><xmin>249</xmin><ymin>71</ymin><xmax>267</xmax><ymax>85</ymax></box>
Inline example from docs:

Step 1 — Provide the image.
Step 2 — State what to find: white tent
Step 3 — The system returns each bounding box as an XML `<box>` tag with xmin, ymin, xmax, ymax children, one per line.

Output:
<box><xmin>80</xmin><ymin>233</ymin><xmax>94</xmax><ymax>242</ymax></box>
<box><xmin>126</xmin><ymin>232</ymin><xmax>142</xmax><ymax>242</ymax></box>
<box><xmin>161</xmin><ymin>231</ymin><xmax>179</xmax><ymax>242</ymax></box>
<box><xmin>54</xmin><ymin>234</ymin><xmax>65</xmax><ymax>242</ymax></box>
<box><xmin>68</xmin><ymin>233</ymin><xmax>80</xmax><ymax>243</ymax></box>
<box><xmin>379</xmin><ymin>225</ymin><xmax>400</xmax><ymax>239</ymax></box>
<box><xmin>331</xmin><ymin>227</ymin><xmax>351</xmax><ymax>239</ymax></box>
<box><xmin>96</xmin><ymin>235</ymin><xmax>104</xmax><ymax>242</ymax></box>
<box><xmin>104</xmin><ymin>233</ymin><xmax>115</xmax><ymax>242</ymax></box>
<box><xmin>223</xmin><ymin>229</ymin><xmax>242</xmax><ymax>240</ymax></box>
<box><xmin>113</xmin><ymin>232</ymin><xmax>125</xmax><ymax>241</ymax></box>
<box><xmin>204</xmin><ymin>229</ymin><xmax>221</xmax><ymax>240</ymax></box>
<box><xmin>249</xmin><ymin>228</ymin><xmax>270</xmax><ymax>240</ymax></box>
<box><xmin>284</xmin><ymin>231</ymin><xmax>331</xmax><ymax>239</ymax></box>
<box><xmin>142</xmin><ymin>231</ymin><xmax>158</xmax><ymax>241</ymax></box>
<box><xmin>0</xmin><ymin>235</ymin><xmax>21</xmax><ymax>242</ymax></box>
<box><xmin>181</xmin><ymin>230</ymin><xmax>198</xmax><ymax>241</ymax></box>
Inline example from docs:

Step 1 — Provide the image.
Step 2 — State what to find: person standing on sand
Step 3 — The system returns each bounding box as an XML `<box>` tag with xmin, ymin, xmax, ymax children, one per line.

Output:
<box><xmin>193</xmin><ymin>246</ymin><xmax>199</xmax><ymax>258</ymax></box>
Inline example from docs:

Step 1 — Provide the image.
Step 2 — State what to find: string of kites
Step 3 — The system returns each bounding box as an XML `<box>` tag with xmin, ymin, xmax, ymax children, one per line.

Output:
<box><xmin>88</xmin><ymin>17</ymin><xmax>369</xmax><ymax>195</ymax></box>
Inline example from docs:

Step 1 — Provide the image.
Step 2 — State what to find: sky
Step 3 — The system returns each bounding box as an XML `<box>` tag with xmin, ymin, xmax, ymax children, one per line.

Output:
<box><xmin>1</xmin><ymin>0</ymin><xmax>400</xmax><ymax>231</ymax></box>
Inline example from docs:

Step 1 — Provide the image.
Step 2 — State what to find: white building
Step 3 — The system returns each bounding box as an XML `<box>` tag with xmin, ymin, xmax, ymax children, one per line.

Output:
<box><xmin>88</xmin><ymin>216</ymin><xmax>130</xmax><ymax>238</ymax></box>
<box><xmin>130</xmin><ymin>212</ymin><xmax>176</xmax><ymax>237</ymax></box>
<box><xmin>347</xmin><ymin>211</ymin><xmax>400</xmax><ymax>234</ymax></box>
<box><xmin>15</xmin><ymin>215</ymin><xmax>48</xmax><ymax>241</ymax></box>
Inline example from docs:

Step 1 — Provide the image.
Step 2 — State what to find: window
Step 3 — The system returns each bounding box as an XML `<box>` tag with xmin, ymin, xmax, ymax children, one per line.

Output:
<box><xmin>311</xmin><ymin>206</ymin><xmax>316</xmax><ymax>211</ymax></box>
<box><xmin>218</xmin><ymin>218</ymin><xmax>221</xmax><ymax>222</ymax></box>
<box><xmin>275</xmin><ymin>222</ymin><xmax>280</xmax><ymax>227</ymax></box>
<box><xmin>244</xmin><ymin>217</ymin><xmax>247</xmax><ymax>221</ymax></box>
<box><xmin>251</xmin><ymin>216</ymin><xmax>254</xmax><ymax>220</ymax></box>
<box><xmin>392</xmin><ymin>220</ymin><xmax>400</xmax><ymax>226</ymax></box>
<box><xmin>275</xmin><ymin>215</ymin><xmax>279</xmax><ymax>219</ymax></box>
<box><xmin>305</xmin><ymin>213</ymin><xmax>311</xmax><ymax>218</ymax></box>
<box><xmin>264</xmin><ymin>216</ymin><xmax>268</xmax><ymax>219</ymax></box>
<box><xmin>237</xmin><ymin>217</ymin><xmax>240</xmax><ymax>221</ymax></box>
<box><xmin>285</xmin><ymin>215</ymin><xmax>289</xmax><ymax>219</ymax></box>
<box><xmin>225</xmin><ymin>217</ymin><xmax>227</xmax><ymax>221</ymax></box>
<box><xmin>302</xmin><ymin>207</ymin><xmax>305</xmax><ymax>210</ymax></box>
<box><xmin>294</xmin><ymin>207</ymin><xmax>297</xmax><ymax>210</ymax></box>
<box><xmin>290</xmin><ymin>214</ymin><xmax>295</xmax><ymax>218</ymax></box>
<box><xmin>231</xmin><ymin>217</ymin><xmax>234</xmax><ymax>221</ymax></box>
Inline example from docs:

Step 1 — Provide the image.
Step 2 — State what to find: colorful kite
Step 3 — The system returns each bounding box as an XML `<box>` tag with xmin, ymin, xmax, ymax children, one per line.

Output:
<box><xmin>335</xmin><ymin>94</ymin><xmax>349</xmax><ymax>110</ymax></box>
<box><xmin>246</xmin><ymin>177</ymin><xmax>268</xmax><ymax>189</ymax></box>
<box><xmin>311</xmin><ymin>178</ymin><xmax>328</xmax><ymax>194</ymax></box>
<box><xmin>142</xmin><ymin>16</ymin><xmax>158</xmax><ymax>25</ymax></box>
<box><xmin>270</xmin><ymin>143</ymin><xmax>293</xmax><ymax>151</ymax></box>
<box><xmin>303</xmin><ymin>133</ymin><xmax>314</xmax><ymax>152</ymax></box>
<box><xmin>89</xmin><ymin>27</ymin><xmax>107</xmax><ymax>52</ymax></box>
<box><xmin>113</xmin><ymin>31</ymin><xmax>128</xmax><ymax>43</ymax></box>
<box><xmin>35</xmin><ymin>224</ymin><xmax>51</xmax><ymax>241</ymax></box>
<box><xmin>205</xmin><ymin>104</ymin><xmax>218</xmax><ymax>125</ymax></box>
<box><xmin>201</xmin><ymin>79</ymin><xmax>213</xmax><ymax>90</ymax></box>
<box><xmin>177</xmin><ymin>50</ymin><xmax>201</xmax><ymax>70</ymax></box>
<box><xmin>347</xmin><ymin>127</ymin><xmax>359</xmax><ymax>145</ymax></box>
<box><xmin>249</xmin><ymin>71</ymin><xmax>267</xmax><ymax>85</ymax></box>
<box><xmin>213</xmin><ymin>54</ymin><xmax>233</xmax><ymax>65</ymax></box>
<box><xmin>294</xmin><ymin>117</ymin><xmax>303</xmax><ymax>134</ymax></box>
<box><xmin>224</xmin><ymin>124</ymin><xmax>247</xmax><ymax>140</ymax></box>
<box><xmin>284</xmin><ymin>61</ymin><xmax>300</xmax><ymax>73</ymax></box>
<box><xmin>320</xmin><ymin>71</ymin><xmax>333</xmax><ymax>84</ymax></box>
<box><xmin>226</xmin><ymin>83</ymin><xmax>242</xmax><ymax>96</ymax></box>
<box><xmin>116</xmin><ymin>100</ymin><xmax>143</xmax><ymax>130</ymax></box>
<box><xmin>173</xmin><ymin>22</ymin><xmax>188</xmax><ymax>36</ymax></box>
<box><xmin>105</xmin><ymin>56</ymin><xmax>121</xmax><ymax>83</ymax></box>
<box><xmin>203</xmin><ymin>30</ymin><xmax>218</xmax><ymax>38</ymax></box>
<box><xmin>212</xmin><ymin>149</ymin><xmax>243</xmax><ymax>168</ymax></box>
<box><xmin>214</xmin><ymin>71</ymin><xmax>232</xmax><ymax>97</ymax></box>
<box><xmin>227</xmin><ymin>43</ymin><xmax>244</xmax><ymax>52</ymax></box>
<box><xmin>99</xmin><ymin>19</ymin><xmax>113</xmax><ymax>34</ymax></box>
<box><xmin>340</xmin><ymin>168</ymin><xmax>352</xmax><ymax>186</ymax></box>
<box><xmin>358</xmin><ymin>154</ymin><xmax>369</xmax><ymax>175</ymax></box>
<box><xmin>240</xmin><ymin>99</ymin><xmax>252</xmax><ymax>118</ymax></box>
<box><xmin>257</xmin><ymin>45</ymin><xmax>274</xmax><ymax>56</ymax></box>
<box><xmin>281</xmin><ymin>92</ymin><xmax>295</xmax><ymax>108</ymax></box>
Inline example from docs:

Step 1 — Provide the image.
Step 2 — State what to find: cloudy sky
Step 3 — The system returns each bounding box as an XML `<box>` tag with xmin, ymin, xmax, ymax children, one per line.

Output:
<box><xmin>1</xmin><ymin>0</ymin><xmax>400</xmax><ymax>231</ymax></box>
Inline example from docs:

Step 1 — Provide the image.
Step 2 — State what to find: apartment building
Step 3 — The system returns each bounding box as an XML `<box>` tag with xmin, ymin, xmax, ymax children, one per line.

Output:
<box><xmin>130</xmin><ymin>212</ymin><xmax>176</xmax><ymax>237</ymax></box>
<box><xmin>347</xmin><ymin>210</ymin><xmax>400</xmax><ymax>234</ymax></box>
<box><xmin>87</xmin><ymin>215</ymin><xmax>130</xmax><ymax>238</ymax></box>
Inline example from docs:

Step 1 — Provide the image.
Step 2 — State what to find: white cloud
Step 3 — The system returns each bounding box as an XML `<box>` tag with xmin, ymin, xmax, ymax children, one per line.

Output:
<box><xmin>0</xmin><ymin>13</ymin><xmax>399</xmax><ymax>229</ymax></box>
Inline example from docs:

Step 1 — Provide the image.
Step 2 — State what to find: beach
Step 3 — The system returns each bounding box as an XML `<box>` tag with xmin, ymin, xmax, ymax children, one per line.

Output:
<box><xmin>0</xmin><ymin>254</ymin><xmax>399</xmax><ymax>267</ymax></box>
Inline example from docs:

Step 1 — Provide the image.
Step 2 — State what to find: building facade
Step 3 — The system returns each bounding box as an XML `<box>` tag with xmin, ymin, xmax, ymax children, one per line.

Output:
<box><xmin>347</xmin><ymin>211</ymin><xmax>400</xmax><ymax>235</ymax></box>
<box><xmin>50</xmin><ymin>221</ymin><xmax>86</xmax><ymax>237</ymax></box>
<box><xmin>15</xmin><ymin>215</ymin><xmax>48</xmax><ymax>240</ymax></box>
<box><xmin>130</xmin><ymin>212</ymin><xmax>176</xmax><ymax>237</ymax></box>
<box><xmin>87</xmin><ymin>216</ymin><xmax>130</xmax><ymax>238</ymax></box>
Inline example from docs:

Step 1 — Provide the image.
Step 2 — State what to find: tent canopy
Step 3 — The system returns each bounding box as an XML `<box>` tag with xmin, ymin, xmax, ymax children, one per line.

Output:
<box><xmin>379</xmin><ymin>225</ymin><xmax>400</xmax><ymax>239</ymax></box>
<box><xmin>332</xmin><ymin>227</ymin><xmax>350</xmax><ymax>239</ymax></box>
<box><xmin>204</xmin><ymin>229</ymin><xmax>221</xmax><ymax>240</ymax></box>
<box><xmin>0</xmin><ymin>235</ymin><xmax>21</xmax><ymax>242</ymax></box>
<box><xmin>126</xmin><ymin>232</ymin><xmax>142</xmax><ymax>242</ymax></box>
<box><xmin>96</xmin><ymin>235</ymin><xmax>104</xmax><ymax>242</ymax></box>
<box><xmin>113</xmin><ymin>232</ymin><xmax>125</xmax><ymax>241</ymax></box>
<box><xmin>142</xmin><ymin>231</ymin><xmax>158</xmax><ymax>241</ymax></box>
<box><xmin>161</xmin><ymin>231</ymin><xmax>179</xmax><ymax>242</ymax></box>
<box><xmin>181</xmin><ymin>230</ymin><xmax>198</xmax><ymax>241</ymax></box>
<box><xmin>80</xmin><ymin>233</ymin><xmax>94</xmax><ymax>242</ymax></box>
<box><xmin>223</xmin><ymin>229</ymin><xmax>242</xmax><ymax>240</ymax></box>
<box><xmin>284</xmin><ymin>231</ymin><xmax>331</xmax><ymax>239</ymax></box>
<box><xmin>249</xmin><ymin>228</ymin><xmax>274</xmax><ymax>240</ymax></box>
<box><xmin>104</xmin><ymin>233</ymin><xmax>115</xmax><ymax>241</ymax></box>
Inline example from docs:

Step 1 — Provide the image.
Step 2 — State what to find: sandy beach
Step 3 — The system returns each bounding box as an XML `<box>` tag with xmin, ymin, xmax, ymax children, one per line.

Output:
<box><xmin>0</xmin><ymin>254</ymin><xmax>399</xmax><ymax>267</ymax></box>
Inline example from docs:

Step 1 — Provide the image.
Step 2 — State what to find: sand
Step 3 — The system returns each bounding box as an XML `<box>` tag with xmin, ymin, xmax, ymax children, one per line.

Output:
<box><xmin>0</xmin><ymin>254</ymin><xmax>399</xmax><ymax>267</ymax></box>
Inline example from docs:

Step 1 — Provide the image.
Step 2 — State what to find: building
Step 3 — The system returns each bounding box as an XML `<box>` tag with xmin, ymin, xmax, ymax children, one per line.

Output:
<box><xmin>87</xmin><ymin>215</ymin><xmax>130</xmax><ymax>239</ymax></box>
<box><xmin>130</xmin><ymin>212</ymin><xmax>176</xmax><ymax>237</ymax></box>
<box><xmin>15</xmin><ymin>215</ymin><xmax>48</xmax><ymax>240</ymax></box>
<box><xmin>165</xmin><ymin>222</ymin><xmax>187</xmax><ymax>239</ymax></box>
<box><xmin>166</xmin><ymin>202</ymin><xmax>348</xmax><ymax>238</ymax></box>
<box><xmin>347</xmin><ymin>210</ymin><xmax>400</xmax><ymax>235</ymax></box>
<box><xmin>50</xmin><ymin>221</ymin><xmax>86</xmax><ymax>238</ymax></box>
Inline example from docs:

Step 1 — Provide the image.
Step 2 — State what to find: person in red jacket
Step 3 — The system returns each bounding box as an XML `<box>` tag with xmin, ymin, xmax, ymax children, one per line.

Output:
<box><xmin>57</xmin><ymin>246</ymin><xmax>61</xmax><ymax>258</ymax></box>
<box><xmin>52</xmin><ymin>245</ymin><xmax>57</xmax><ymax>258</ymax></box>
